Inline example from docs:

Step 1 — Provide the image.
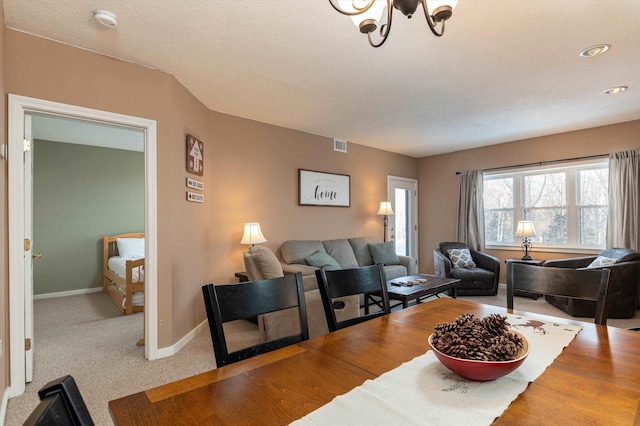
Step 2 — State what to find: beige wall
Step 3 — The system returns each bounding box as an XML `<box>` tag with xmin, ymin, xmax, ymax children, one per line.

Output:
<box><xmin>4</xmin><ymin>29</ymin><xmax>418</xmax><ymax>349</ymax></box>
<box><xmin>1</xmin><ymin>0</ymin><xmax>7</xmax><ymax>402</ymax></box>
<box><xmin>418</xmin><ymin>120</ymin><xmax>640</xmax><ymax>282</ymax></box>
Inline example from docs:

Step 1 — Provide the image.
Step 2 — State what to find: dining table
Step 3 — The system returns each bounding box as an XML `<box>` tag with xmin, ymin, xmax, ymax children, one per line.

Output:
<box><xmin>109</xmin><ymin>298</ymin><xmax>640</xmax><ymax>425</ymax></box>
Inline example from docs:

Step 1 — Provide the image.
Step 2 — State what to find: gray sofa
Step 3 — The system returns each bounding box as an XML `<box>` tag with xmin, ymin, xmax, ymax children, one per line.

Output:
<box><xmin>277</xmin><ymin>237</ymin><xmax>417</xmax><ymax>338</ymax></box>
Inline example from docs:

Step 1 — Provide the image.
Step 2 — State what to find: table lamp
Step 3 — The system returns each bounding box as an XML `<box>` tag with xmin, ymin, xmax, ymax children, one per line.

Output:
<box><xmin>514</xmin><ymin>220</ymin><xmax>537</xmax><ymax>260</ymax></box>
<box><xmin>240</xmin><ymin>222</ymin><xmax>267</xmax><ymax>247</ymax></box>
<box><xmin>377</xmin><ymin>202</ymin><xmax>394</xmax><ymax>242</ymax></box>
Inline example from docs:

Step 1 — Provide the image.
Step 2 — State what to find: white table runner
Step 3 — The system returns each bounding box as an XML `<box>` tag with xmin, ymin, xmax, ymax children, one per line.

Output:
<box><xmin>291</xmin><ymin>314</ymin><xmax>582</xmax><ymax>426</ymax></box>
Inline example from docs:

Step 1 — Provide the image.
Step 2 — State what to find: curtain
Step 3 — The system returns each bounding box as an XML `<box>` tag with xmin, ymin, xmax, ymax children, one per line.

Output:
<box><xmin>606</xmin><ymin>148</ymin><xmax>640</xmax><ymax>249</ymax></box>
<box><xmin>456</xmin><ymin>170</ymin><xmax>485</xmax><ymax>250</ymax></box>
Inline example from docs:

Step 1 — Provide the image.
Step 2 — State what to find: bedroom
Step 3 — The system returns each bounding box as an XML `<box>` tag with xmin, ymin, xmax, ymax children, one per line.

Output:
<box><xmin>30</xmin><ymin>114</ymin><xmax>146</xmax><ymax>376</ymax></box>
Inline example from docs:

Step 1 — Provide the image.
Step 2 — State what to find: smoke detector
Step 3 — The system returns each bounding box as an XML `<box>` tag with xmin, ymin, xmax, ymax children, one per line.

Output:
<box><xmin>94</xmin><ymin>10</ymin><xmax>117</xmax><ymax>28</ymax></box>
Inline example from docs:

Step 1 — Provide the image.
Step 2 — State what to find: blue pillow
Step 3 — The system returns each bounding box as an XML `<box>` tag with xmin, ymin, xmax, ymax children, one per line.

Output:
<box><xmin>305</xmin><ymin>250</ymin><xmax>341</xmax><ymax>271</ymax></box>
<box><xmin>368</xmin><ymin>241</ymin><xmax>400</xmax><ymax>265</ymax></box>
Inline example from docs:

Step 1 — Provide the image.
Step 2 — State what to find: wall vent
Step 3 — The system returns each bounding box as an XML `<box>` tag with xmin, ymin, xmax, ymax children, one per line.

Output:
<box><xmin>334</xmin><ymin>139</ymin><xmax>347</xmax><ymax>153</ymax></box>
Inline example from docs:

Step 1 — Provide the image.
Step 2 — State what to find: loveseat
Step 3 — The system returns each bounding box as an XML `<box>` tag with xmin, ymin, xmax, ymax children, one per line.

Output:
<box><xmin>541</xmin><ymin>248</ymin><xmax>640</xmax><ymax>319</ymax></box>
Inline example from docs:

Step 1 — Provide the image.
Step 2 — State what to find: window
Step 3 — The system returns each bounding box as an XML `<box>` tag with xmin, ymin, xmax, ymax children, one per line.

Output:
<box><xmin>483</xmin><ymin>160</ymin><xmax>608</xmax><ymax>251</ymax></box>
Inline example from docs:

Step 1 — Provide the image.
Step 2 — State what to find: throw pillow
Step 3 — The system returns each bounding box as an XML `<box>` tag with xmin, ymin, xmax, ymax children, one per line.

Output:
<box><xmin>447</xmin><ymin>248</ymin><xmax>476</xmax><ymax>268</ymax></box>
<box><xmin>587</xmin><ymin>255</ymin><xmax>617</xmax><ymax>269</ymax></box>
<box><xmin>368</xmin><ymin>241</ymin><xmax>400</xmax><ymax>265</ymax></box>
<box><xmin>249</xmin><ymin>245</ymin><xmax>284</xmax><ymax>278</ymax></box>
<box><xmin>305</xmin><ymin>250</ymin><xmax>342</xmax><ymax>271</ymax></box>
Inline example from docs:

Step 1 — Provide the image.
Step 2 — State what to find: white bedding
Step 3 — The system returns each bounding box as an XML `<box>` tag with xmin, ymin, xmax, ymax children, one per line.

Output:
<box><xmin>107</xmin><ymin>256</ymin><xmax>145</xmax><ymax>307</ymax></box>
<box><xmin>108</xmin><ymin>256</ymin><xmax>144</xmax><ymax>283</ymax></box>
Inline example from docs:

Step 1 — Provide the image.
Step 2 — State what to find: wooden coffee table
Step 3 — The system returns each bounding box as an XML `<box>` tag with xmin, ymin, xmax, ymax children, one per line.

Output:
<box><xmin>365</xmin><ymin>274</ymin><xmax>461</xmax><ymax>313</ymax></box>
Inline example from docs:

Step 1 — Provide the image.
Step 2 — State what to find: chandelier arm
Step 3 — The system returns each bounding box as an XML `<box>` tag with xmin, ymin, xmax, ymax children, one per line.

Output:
<box><xmin>328</xmin><ymin>0</ymin><xmax>376</xmax><ymax>16</ymax></box>
<box><xmin>368</xmin><ymin>0</ymin><xmax>393</xmax><ymax>48</ymax></box>
<box><xmin>420</xmin><ymin>0</ymin><xmax>445</xmax><ymax>37</ymax></box>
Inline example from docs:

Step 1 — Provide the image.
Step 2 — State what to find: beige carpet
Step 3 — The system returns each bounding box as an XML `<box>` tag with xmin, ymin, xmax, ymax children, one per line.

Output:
<box><xmin>5</xmin><ymin>292</ymin><xmax>260</xmax><ymax>426</ymax></box>
<box><xmin>5</xmin><ymin>286</ymin><xmax>639</xmax><ymax>425</ymax></box>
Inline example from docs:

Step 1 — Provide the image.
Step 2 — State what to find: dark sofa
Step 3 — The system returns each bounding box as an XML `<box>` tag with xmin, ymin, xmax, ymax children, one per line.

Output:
<box><xmin>542</xmin><ymin>248</ymin><xmax>640</xmax><ymax>319</ymax></box>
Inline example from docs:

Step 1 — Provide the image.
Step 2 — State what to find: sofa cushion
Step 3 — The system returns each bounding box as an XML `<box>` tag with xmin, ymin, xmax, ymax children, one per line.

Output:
<box><xmin>323</xmin><ymin>239</ymin><xmax>359</xmax><ymax>268</ymax></box>
<box><xmin>348</xmin><ymin>237</ymin><xmax>381</xmax><ymax>266</ymax></box>
<box><xmin>383</xmin><ymin>264</ymin><xmax>408</xmax><ymax>280</ymax></box>
<box><xmin>280</xmin><ymin>240</ymin><xmax>325</xmax><ymax>264</ymax></box>
<box><xmin>305</xmin><ymin>250</ymin><xmax>341</xmax><ymax>271</ymax></box>
<box><xmin>447</xmin><ymin>248</ymin><xmax>477</xmax><ymax>268</ymax></box>
<box><xmin>249</xmin><ymin>245</ymin><xmax>283</xmax><ymax>279</ymax></box>
<box><xmin>587</xmin><ymin>255</ymin><xmax>617</xmax><ymax>269</ymax></box>
<box><xmin>368</xmin><ymin>241</ymin><xmax>400</xmax><ymax>265</ymax></box>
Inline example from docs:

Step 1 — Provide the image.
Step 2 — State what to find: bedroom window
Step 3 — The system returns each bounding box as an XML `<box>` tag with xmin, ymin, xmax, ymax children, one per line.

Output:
<box><xmin>483</xmin><ymin>160</ymin><xmax>608</xmax><ymax>252</ymax></box>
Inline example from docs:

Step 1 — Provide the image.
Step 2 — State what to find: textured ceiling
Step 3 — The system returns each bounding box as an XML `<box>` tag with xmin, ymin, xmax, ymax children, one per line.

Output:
<box><xmin>4</xmin><ymin>0</ymin><xmax>640</xmax><ymax>158</ymax></box>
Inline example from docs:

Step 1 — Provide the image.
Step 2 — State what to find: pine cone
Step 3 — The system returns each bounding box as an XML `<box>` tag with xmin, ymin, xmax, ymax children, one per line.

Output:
<box><xmin>432</xmin><ymin>313</ymin><xmax>524</xmax><ymax>361</ymax></box>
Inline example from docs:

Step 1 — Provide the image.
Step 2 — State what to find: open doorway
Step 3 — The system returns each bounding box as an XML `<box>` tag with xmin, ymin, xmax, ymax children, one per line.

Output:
<box><xmin>8</xmin><ymin>95</ymin><xmax>158</xmax><ymax>397</ymax></box>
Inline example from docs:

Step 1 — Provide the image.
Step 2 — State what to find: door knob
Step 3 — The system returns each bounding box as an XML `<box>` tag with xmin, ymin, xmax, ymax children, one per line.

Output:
<box><xmin>32</xmin><ymin>253</ymin><xmax>42</xmax><ymax>259</ymax></box>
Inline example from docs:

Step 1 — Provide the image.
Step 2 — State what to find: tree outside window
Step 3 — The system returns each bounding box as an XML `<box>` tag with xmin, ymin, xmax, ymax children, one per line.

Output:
<box><xmin>483</xmin><ymin>161</ymin><xmax>608</xmax><ymax>250</ymax></box>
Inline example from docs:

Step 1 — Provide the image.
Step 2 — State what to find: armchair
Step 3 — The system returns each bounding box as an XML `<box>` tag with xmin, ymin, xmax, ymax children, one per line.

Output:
<box><xmin>542</xmin><ymin>248</ymin><xmax>640</xmax><ymax>319</ymax></box>
<box><xmin>433</xmin><ymin>242</ymin><xmax>500</xmax><ymax>296</ymax></box>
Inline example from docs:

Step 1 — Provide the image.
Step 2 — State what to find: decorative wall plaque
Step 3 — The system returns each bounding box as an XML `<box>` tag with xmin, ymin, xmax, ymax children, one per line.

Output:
<box><xmin>186</xmin><ymin>134</ymin><xmax>204</xmax><ymax>176</ymax></box>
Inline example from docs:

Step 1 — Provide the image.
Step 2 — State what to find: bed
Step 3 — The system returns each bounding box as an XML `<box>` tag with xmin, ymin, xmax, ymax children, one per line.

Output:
<box><xmin>103</xmin><ymin>233</ymin><xmax>145</xmax><ymax>315</ymax></box>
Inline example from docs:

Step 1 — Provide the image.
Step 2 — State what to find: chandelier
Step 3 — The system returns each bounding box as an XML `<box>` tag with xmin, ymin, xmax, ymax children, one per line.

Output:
<box><xmin>329</xmin><ymin>0</ymin><xmax>458</xmax><ymax>47</ymax></box>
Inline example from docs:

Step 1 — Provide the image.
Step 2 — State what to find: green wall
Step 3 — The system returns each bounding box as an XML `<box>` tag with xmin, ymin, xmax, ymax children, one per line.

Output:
<box><xmin>33</xmin><ymin>140</ymin><xmax>144</xmax><ymax>295</ymax></box>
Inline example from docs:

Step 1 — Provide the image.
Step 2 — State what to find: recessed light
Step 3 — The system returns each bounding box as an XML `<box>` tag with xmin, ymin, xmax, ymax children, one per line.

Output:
<box><xmin>94</xmin><ymin>10</ymin><xmax>117</xmax><ymax>28</ymax></box>
<box><xmin>604</xmin><ymin>86</ymin><xmax>628</xmax><ymax>95</ymax></box>
<box><xmin>579</xmin><ymin>44</ymin><xmax>610</xmax><ymax>58</ymax></box>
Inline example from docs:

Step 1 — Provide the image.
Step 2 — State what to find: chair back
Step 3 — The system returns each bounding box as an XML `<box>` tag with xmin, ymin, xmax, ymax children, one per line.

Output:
<box><xmin>24</xmin><ymin>375</ymin><xmax>94</xmax><ymax>426</ymax></box>
<box><xmin>316</xmin><ymin>263</ymin><xmax>389</xmax><ymax>332</ymax></box>
<box><xmin>508</xmin><ymin>263</ymin><xmax>612</xmax><ymax>325</ymax></box>
<box><xmin>202</xmin><ymin>272</ymin><xmax>308</xmax><ymax>368</ymax></box>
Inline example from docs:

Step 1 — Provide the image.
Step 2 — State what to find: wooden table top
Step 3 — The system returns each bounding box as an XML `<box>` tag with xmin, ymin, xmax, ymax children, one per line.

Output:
<box><xmin>109</xmin><ymin>298</ymin><xmax>640</xmax><ymax>425</ymax></box>
<box><xmin>387</xmin><ymin>274</ymin><xmax>460</xmax><ymax>296</ymax></box>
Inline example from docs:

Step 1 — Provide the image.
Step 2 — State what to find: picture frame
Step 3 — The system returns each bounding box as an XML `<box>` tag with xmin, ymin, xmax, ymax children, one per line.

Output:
<box><xmin>186</xmin><ymin>134</ymin><xmax>204</xmax><ymax>176</ymax></box>
<box><xmin>298</xmin><ymin>169</ymin><xmax>350</xmax><ymax>207</ymax></box>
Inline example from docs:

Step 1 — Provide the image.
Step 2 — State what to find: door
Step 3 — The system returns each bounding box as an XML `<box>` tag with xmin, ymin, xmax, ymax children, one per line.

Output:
<box><xmin>24</xmin><ymin>113</ymin><xmax>35</xmax><ymax>382</ymax></box>
<box><xmin>388</xmin><ymin>176</ymin><xmax>418</xmax><ymax>263</ymax></box>
<box><xmin>9</xmin><ymin>94</ymin><xmax>159</xmax><ymax>398</ymax></box>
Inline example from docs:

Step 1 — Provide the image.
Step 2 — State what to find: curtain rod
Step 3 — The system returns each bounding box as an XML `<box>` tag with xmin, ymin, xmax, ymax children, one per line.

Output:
<box><xmin>455</xmin><ymin>153</ymin><xmax>609</xmax><ymax>175</ymax></box>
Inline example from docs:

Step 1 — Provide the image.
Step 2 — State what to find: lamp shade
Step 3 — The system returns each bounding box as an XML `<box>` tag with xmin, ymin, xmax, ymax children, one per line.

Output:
<box><xmin>426</xmin><ymin>0</ymin><xmax>458</xmax><ymax>15</ymax></box>
<box><xmin>338</xmin><ymin>0</ymin><xmax>386</xmax><ymax>29</ymax></box>
<box><xmin>240</xmin><ymin>222</ymin><xmax>267</xmax><ymax>245</ymax></box>
<box><xmin>377</xmin><ymin>201</ymin><xmax>394</xmax><ymax>216</ymax></box>
<box><xmin>514</xmin><ymin>221</ymin><xmax>537</xmax><ymax>238</ymax></box>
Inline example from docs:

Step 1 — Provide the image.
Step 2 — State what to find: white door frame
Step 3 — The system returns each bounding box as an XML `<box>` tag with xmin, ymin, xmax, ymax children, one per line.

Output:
<box><xmin>7</xmin><ymin>94</ymin><xmax>158</xmax><ymax>397</ymax></box>
<box><xmin>387</xmin><ymin>176</ymin><xmax>419</xmax><ymax>265</ymax></box>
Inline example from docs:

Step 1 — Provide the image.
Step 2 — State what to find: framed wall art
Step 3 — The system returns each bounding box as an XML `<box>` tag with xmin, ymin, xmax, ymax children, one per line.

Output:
<box><xmin>186</xmin><ymin>134</ymin><xmax>204</xmax><ymax>176</ymax></box>
<box><xmin>298</xmin><ymin>169</ymin><xmax>350</xmax><ymax>207</ymax></box>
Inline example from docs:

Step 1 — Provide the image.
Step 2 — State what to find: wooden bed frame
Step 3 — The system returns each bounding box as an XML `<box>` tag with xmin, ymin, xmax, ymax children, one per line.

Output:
<box><xmin>103</xmin><ymin>233</ymin><xmax>145</xmax><ymax>316</ymax></box>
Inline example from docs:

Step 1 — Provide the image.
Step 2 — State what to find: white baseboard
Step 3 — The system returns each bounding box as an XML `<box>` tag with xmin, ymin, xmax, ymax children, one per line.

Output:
<box><xmin>0</xmin><ymin>387</ymin><xmax>11</xmax><ymax>426</ymax></box>
<box><xmin>33</xmin><ymin>287</ymin><xmax>103</xmax><ymax>300</ymax></box>
<box><xmin>156</xmin><ymin>320</ymin><xmax>208</xmax><ymax>359</ymax></box>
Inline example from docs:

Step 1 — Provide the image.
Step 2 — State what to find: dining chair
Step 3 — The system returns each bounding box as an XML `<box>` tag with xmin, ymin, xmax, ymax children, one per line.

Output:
<box><xmin>202</xmin><ymin>272</ymin><xmax>308</xmax><ymax>368</ymax></box>
<box><xmin>24</xmin><ymin>375</ymin><xmax>94</xmax><ymax>426</ymax></box>
<box><xmin>315</xmin><ymin>263</ymin><xmax>390</xmax><ymax>332</ymax></box>
<box><xmin>507</xmin><ymin>263</ymin><xmax>612</xmax><ymax>325</ymax></box>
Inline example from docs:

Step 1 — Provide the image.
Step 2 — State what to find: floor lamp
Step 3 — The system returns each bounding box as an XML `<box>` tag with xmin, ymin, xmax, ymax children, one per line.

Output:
<box><xmin>377</xmin><ymin>202</ymin><xmax>394</xmax><ymax>242</ymax></box>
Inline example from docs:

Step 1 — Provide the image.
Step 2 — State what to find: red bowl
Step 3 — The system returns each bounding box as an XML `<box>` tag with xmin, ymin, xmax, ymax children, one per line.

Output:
<box><xmin>428</xmin><ymin>331</ymin><xmax>529</xmax><ymax>381</ymax></box>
